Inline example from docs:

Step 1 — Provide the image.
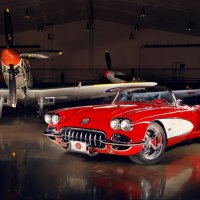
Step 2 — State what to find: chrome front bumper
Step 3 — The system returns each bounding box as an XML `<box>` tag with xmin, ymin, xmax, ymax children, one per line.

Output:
<box><xmin>43</xmin><ymin>128</ymin><xmax>144</xmax><ymax>147</ymax></box>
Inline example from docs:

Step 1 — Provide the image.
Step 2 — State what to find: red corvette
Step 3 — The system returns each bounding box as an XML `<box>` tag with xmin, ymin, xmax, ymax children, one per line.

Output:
<box><xmin>43</xmin><ymin>86</ymin><xmax>200</xmax><ymax>164</ymax></box>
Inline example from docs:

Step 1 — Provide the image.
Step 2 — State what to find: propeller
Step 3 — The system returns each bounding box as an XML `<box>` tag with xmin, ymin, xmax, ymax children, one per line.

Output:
<box><xmin>19</xmin><ymin>50</ymin><xmax>63</xmax><ymax>59</ymax></box>
<box><xmin>3</xmin><ymin>8</ymin><xmax>40</xmax><ymax>49</ymax></box>
<box><xmin>4</xmin><ymin>8</ymin><xmax>13</xmax><ymax>47</ymax></box>
<box><xmin>1</xmin><ymin>8</ymin><xmax>63</xmax><ymax>108</ymax></box>
<box><xmin>2</xmin><ymin>8</ymin><xmax>63</xmax><ymax>97</ymax></box>
<box><xmin>4</xmin><ymin>9</ymin><xmax>16</xmax><ymax>107</ymax></box>
<box><xmin>8</xmin><ymin>64</ymin><xmax>17</xmax><ymax>107</ymax></box>
<box><xmin>105</xmin><ymin>51</ymin><xmax>112</xmax><ymax>70</ymax></box>
<box><xmin>2</xmin><ymin>8</ymin><xmax>42</xmax><ymax>108</ymax></box>
<box><xmin>104</xmin><ymin>50</ymin><xmax>134</xmax><ymax>82</ymax></box>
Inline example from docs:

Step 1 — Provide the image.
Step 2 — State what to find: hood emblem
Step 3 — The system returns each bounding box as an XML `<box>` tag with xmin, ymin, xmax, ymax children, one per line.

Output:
<box><xmin>81</xmin><ymin>118</ymin><xmax>90</xmax><ymax>125</ymax></box>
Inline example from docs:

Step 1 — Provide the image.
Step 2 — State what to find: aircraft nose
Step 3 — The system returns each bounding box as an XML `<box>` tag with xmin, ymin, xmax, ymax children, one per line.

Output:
<box><xmin>104</xmin><ymin>70</ymin><xmax>110</xmax><ymax>77</ymax></box>
<box><xmin>1</xmin><ymin>48</ymin><xmax>21</xmax><ymax>67</ymax></box>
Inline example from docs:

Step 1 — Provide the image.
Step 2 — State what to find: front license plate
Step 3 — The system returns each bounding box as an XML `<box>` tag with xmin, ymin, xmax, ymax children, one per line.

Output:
<box><xmin>70</xmin><ymin>141</ymin><xmax>87</xmax><ymax>153</ymax></box>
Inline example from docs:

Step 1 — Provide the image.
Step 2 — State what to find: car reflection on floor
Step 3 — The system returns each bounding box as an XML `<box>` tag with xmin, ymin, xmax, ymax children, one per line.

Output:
<box><xmin>0</xmin><ymin>112</ymin><xmax>200</xmax><ymax>199</ymax></box>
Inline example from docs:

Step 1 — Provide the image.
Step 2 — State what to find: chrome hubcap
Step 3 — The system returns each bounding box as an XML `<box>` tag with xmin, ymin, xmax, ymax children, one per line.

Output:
<box><xmin>142</xmin><ymin>126</ymin><xmax>163</xmax><ymax>160</ymax></box>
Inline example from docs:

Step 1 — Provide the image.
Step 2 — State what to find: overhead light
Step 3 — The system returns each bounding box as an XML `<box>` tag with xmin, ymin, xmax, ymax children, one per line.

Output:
<box><xmin>186</xmin><ymin>22</ymin><xmax>192</xmax><ymax>31</ymax></box>
<box><xmin>141</xmin><ymin>6</ymin><xmax>147</xmax><ymax>18</ymax></box>
<box><xmin>25</xmin><ymin>7</ymin><xmax>30</xmax><ymax>19</ymax></box>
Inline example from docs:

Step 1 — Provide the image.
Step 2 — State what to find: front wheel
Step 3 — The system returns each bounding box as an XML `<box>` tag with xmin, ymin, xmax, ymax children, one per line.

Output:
<box><xmin>129</xmin><ymin>122</ymin><xmax>166</xmax><ymax>165</ymax></box>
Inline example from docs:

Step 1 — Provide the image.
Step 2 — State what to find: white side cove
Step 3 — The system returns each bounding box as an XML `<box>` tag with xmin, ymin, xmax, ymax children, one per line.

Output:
<box><xmin>158</xmin><ymin>118</ymin><xmax>194</xmax><ymax>138</ymax></box>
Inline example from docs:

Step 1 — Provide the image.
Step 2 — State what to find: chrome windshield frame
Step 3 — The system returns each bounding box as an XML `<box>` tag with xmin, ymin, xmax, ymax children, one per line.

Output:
<box><xmin>112</xmin><ymin>85</ymin><xmax>177</xmax><ymax>105</ymax></box>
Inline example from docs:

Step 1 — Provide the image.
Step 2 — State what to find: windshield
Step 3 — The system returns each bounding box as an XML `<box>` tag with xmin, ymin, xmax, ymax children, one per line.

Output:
<box><xmin>113</xmin><ymin>86</ymin><xmax>175</xmax><ymax>104</ymax></box>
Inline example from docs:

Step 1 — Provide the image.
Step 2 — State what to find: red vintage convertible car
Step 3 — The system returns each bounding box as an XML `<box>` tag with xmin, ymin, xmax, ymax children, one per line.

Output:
<box><xmin>43</xmin><ymin>86</ymin><xmax>200</xmax><ymax>164</ymax></box>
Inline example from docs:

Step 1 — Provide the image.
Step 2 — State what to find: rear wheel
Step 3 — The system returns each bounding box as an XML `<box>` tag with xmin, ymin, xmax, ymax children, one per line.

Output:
<box><xmin>129</xmin><ymin>122</ymin><xmax>166</xmax><ymax>165</ymax></box>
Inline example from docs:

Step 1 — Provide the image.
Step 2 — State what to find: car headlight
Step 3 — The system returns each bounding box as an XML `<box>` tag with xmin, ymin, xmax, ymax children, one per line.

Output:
<box><xmin>121</xmin><ymin>119</ymin><xmax>133</xmax><ymax>131</ymax></box>
<box><xmin>44</xmin><ymin>114</ymin><xmax>52</xmax><ymax>124</ymax></box>
<box><xmin>51</xmin><ymin>114</ymin><xmax>60</xmax><ymax>125</ymax></box>
<box><xmin>110</xmin><ymin>118</ymin><xmax>120</xmax><ymax>130</ymax></box>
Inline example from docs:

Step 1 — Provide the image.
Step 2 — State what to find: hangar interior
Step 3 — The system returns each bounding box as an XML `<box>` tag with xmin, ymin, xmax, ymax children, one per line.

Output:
<box><xmin>1</xmin><ymin>0</ymin><xmax>200</xmax><ymax>88</ymax></box>
<box><xmin>1</xmin><ymin>1</ymin><xmax>200</xmax><ymax>200</ymax></box>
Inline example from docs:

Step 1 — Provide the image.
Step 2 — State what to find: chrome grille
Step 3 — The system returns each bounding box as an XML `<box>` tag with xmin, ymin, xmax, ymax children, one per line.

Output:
<box><xmin>60</xmin><ymin>127</ymin><xmax>106</xmax><ymax>148</ymax></box>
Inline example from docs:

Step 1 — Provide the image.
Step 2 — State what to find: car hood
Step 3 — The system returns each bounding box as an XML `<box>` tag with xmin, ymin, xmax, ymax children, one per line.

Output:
<box><xmin>55</xmin><ymin>103</ymin><xmax>170</xmax><ymax>127</ymax></box>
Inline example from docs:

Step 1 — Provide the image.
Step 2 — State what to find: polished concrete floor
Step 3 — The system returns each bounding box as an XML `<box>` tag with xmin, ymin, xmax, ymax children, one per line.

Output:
<box><xmin>0</xmin><ymin>109</ymin><xmax>200</xmax><ymax>200</ymax></box>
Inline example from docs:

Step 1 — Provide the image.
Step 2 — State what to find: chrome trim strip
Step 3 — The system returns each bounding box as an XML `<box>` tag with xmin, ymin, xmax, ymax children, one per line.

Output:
<box><xmin>94</xmin><ymin>134</ymin><xmax>97</xmax><ymax>146</ymax></box>
<box><xmin>68</xmin><ymin>130</ymin><xmax>71</xmax><ymax>141</ymax></box>
<box><xmin>72</xmin><ymin>131</ymin><xmax>74</xmax><ymax>139</ymax></box>
<box><xmin>43</xmin><ymin>133</ymin><xmax>62</xmax><ymax>138</ymax></box>
<box><xmin>89</xmin><ymin>133</ymin><xmax>92</xmax><ymax>145</ymax></box>
<box><xmin>80</xmin><ymin>132</ymin><xmax>83</xmax><ymax>141</ymax></box>
<box><xmin>85</xmin><ymin>132</ymin><xmax>87</xmax><ymax>142</ymax></box>
<box><xmin>101</xmin><ymin>140</ymin><xmax>144</xmax><ymax>147</ymax></box>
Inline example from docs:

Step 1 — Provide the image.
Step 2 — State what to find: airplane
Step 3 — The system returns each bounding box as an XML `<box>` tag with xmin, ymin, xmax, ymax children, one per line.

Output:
<box><xmin>1</xmin><ymin>8</ymin><xmax>62</xmax><ymax>108</ymax></box>
<box><xmin>0</xmin><ymin>8</ymin><xmax>157</xmax><ymax>118</ymax></box>
<box><xmin>104</xmin><ymin>51</ymin><xmax>138</xmax><ymax>83</ymax></box>
<box><xmin>103</xmin><ymin>51</ymin><xmax>200</xmax><ymax>103</ymax></box>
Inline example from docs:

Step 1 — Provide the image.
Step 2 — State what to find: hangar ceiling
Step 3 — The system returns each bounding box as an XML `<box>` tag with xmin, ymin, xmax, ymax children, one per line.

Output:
<box><xmin>0</xmin><ymin>0</ymin><xmax>200</xmax><ymax>36</ymax></box>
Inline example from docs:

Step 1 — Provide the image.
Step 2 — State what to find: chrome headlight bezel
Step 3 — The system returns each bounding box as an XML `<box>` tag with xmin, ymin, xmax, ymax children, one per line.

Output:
<box><xmin>51</xmin><ymin>114</ymin><xmax>60</xmax><ymax>125</ymax></box>
<box><xmin>110</xmin><ymin>118</ymin><xmax>133</xmax><ymax>132</ymax></box>
<box><xmin>110</xmin><ymin>118</ymin><xmax>121</xmax><ymax>130</ymax></box>
<box><xmin>120</xmin><ymin>119</ymin><xmax>133</xmax><ymax>131</ymax></box>
<box><xmin>44</xmin><ymin>114</ymin><xmax>52</xmax><ymax>124</ymax></box>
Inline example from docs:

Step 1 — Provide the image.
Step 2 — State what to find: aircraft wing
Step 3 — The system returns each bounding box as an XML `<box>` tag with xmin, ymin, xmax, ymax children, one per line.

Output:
<box><xmin>173</xmin><ymin>89</ymin><xmax>200</xmax><ymax>105</ymax></box>
<box><xmin>2</xmin><ymin>83</ymin><xmax>200</xmax><ymax>117</ymax></box>
<box><xmin>2</xmin><ymin>84</ymin><xmax>200</xmax><ymax>105</ymax></box>
<box><xmin>26</xmin><ymin>82</ymin><xmax>157</xmax><ymax>100</ymax></box>
<box><xmin>0</xmin><ymin>82</ymin><xmax>157</xmax><ymax>117</ymax></box>
<box><xmin>173</xmin><ymin>89</ymin><xmax>200</xmax><ymax>99</ymax></box>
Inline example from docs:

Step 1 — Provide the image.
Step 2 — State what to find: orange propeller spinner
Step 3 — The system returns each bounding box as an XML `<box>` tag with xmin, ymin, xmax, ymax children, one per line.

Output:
<box><xmin>1</xmin><ymin>48</ymin><xmax>21</xmax><ymax>67</ymax></box>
